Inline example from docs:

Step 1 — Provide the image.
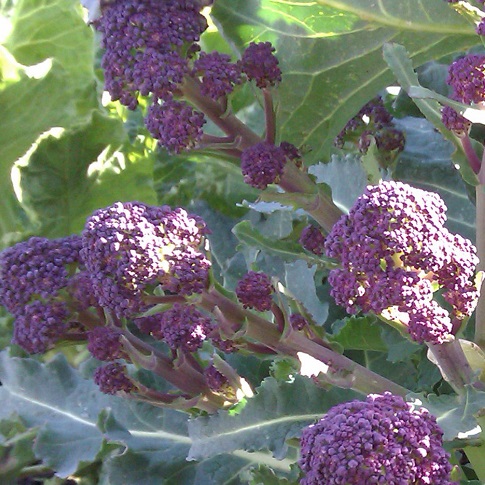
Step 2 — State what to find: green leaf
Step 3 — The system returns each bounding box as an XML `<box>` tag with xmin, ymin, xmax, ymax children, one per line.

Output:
<box><xmin>16</xmin><ymin>111</ymin><xmax>154</xmax><ymax>237</ymax></box>
<box><xmin>212</xmin><ymin>0</ymin><xmax>477</xmax><ymax>162</ymax></box>
<box><xmin>410</xmin><ymin>387</ymin><xmax>485</xmax><ymax>442</ymax></box>
<box><xmin>284</xmin><ymin>261</ymin><xmax>329</xmax><ymax>325</ymax></box>
<box><xmin>0</xmin><ymin>0</ymin><xmax>99</xmax><ymax>240</ymax></box>
<box><xmin>330</xmin><ymin>316</ymin><xmax>387</xmax><ymax>352</ymax></box>
<box><xmin>188</xmin><ymin>376</ymin><xmax>360</xmax><ymax>461</ymax></box>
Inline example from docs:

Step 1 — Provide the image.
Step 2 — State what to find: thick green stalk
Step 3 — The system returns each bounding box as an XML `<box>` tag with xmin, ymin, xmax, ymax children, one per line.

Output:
<box><xmin>199</xmin><ymin>288</ymin><xmax>409</xmax><ymax>397</ymax></box>
<box><xmin>427</xmin><ymin>339</ymin><xmax>479</xmax><ymax>394</ymax></box>
<box><xmin>475</xmin><ymin>184</ymin><xmax>485</xmax><ymax>348</ymax></box>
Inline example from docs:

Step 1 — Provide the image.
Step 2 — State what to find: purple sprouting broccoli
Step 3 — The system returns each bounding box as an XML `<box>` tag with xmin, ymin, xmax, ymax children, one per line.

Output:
<box><xmin>87</xmin><ymin>327</ymin><xmax>126</xmax><ymax>361</ymax></box>
<box><xmin>240</xmin><ymin>42</ymin><xmax>282</xmax><ymax>89</ymax></box>
<box><xmin>299</xmin><ymin>225</ymin><xmax>326</xmax><ymax>256</ymax></box>
<box><xmin>145</xmin><ymin>98</ymin><xmax>206</xmax><ymax>153</ymax></box>
<box><xmin>324</xmin><ymin>181</ymin><xmax>479</xmax><ymax>344</ymax></box>
<box><xmin>94</xmin><ymin>362</ymin><xmax>135</xmax><ymax>395</ymax></box>
<box><xmin>446</xmin><ymin>54</ymin><xmax>485</xmax><ymax>105</ymax></box>
<box><xmin>289</xmin><ymin>313</ymin><xmax>308</xmax><ymax>331</ymax></box>
<box><xmin>0</xmin><ymin>235</ymin><xmax>82</xmax><ymax>316</ymax></box>
<box><xmin>240</xmin><ymin>141</ymin><xmax>287</xmax><ymax>189</ymax></box>
<box><xmin>236</xmin><ymin>271</ymin><xmax>274</xmax><ymax>312</ymax></box>
<box><xmin>204</xmin><ymin>364</ymin><xmax>230</xmax><ymax>393</ymax></box>
<box><xmin>12</xmin><ymin>300</ymin><xmax>70</xmax><ymax>354</ymax></box>
<box><xmin>441</xmin><ymin>105</ymin><xmax>471</xmax><ymax>134</ymax></box>
<box><xmin>299</xmin><ymin>392</ymin><xmax>455</xmax><ymax>485</ymax></box>
<box><xmin>193</xmin><ymin>51</ymin><xmax>243</xmax><ymax>100</ymax></box>
<box><xmin>0</xmin><ymin>235</ymin><xmax>84</xmax><ymax>353</ymax></box>
<box><xmin>94</xmin><ymin>0</ymin><xmax>207</xmax><ymax>108</ymax></box>
<box><xmin>151</xmin><ymin>303</ymin><xmax>215</xmax><ymax>352</ymax></box>
<box><xmin>334</xmin><ymin>96</ymin><xmax>405</xmax><ymax>156</ymax></box>
<box><xmin>81</xmin><ymin>202</ymin><xmax>211</xmax><ymax>318</ymax></box>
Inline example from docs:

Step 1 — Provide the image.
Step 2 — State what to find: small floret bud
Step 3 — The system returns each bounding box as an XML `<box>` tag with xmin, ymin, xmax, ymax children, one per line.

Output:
<box><xmin>240</xmin><ymin>42</ymin><xmax>282</xmax><ymax>89</ymax></box>
<box><xmin>240</xmin><ymin>141</ymin><xmax>286</xmax><ymax>189</ymax></box>
<box><xmin>153</xmin><ymin>303</ymin><xmax>215</xmax><ymax>352</ymax></box>
<box><xmin>299</xmin><ymin>225</ymin><xmax>326</xmax><ymax>256</ymax></box>
<box><xmin>0</xmin><ymin>235</ymin><xmax>82</xmax><ymax>316</ymax></box>
<box><xmin>193</xmin><ymin>51</ymin><xmax>242</xmax><ymax>100</ymax></box>
<box><xmin>236</xmin><ymin>271</ymin><xmax>274</xmax><ymax>312</ymax></box>
<box><xmin>145</xmin><ymin>99</ymin><xmax>206</xmax><ymax>154</ymax></box>
<box><xmin>13</xmin><ymin>301</ymin><xmax>69</xmax><ymax>354</ymax></box>
<box><xmin>441</xmin><ymin>105</ymin><xmax>471</xmax><ymax>134</ymax></box>
<box><xmin>87</xmin><ymin>327</ymin><xmax>125</xmax><ymax>361</ymax></box>
<box><xmin>94</xmin><ymin>362</ymin><xmax>135</xmax><ymax>395</ymax></box>
<box><xmin>299</xmin><ymin>392</ymin><xmax>455</xmax><ymax>485</ymax></box>
<box><xmin>204</xmin><ymin>364</ymin><xmax>230</xmax><ymax>392</ymax></box>
<box><xmin>446</xmin><ymin>54</ymin><xmax>485</xmax><ymax>104</ymax></box>
<box><xmin>477</xmin><ymin>18</ymin><xmax>485</xmax><ymax>35</ymax></box>
<box><xmin>289</xmin><ymin>313</ymin><xmax>308</xmax><ymax>331</ymax></box>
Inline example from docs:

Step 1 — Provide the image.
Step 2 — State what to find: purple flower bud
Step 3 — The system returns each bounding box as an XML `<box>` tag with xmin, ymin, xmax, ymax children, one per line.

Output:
<box><xmin>204</xmin><ymin>365</ymin><xmax>229</xmax><ymax>392</ymax></box>
<box><xmin>193</xmin><ymin>51</ymin><xmax>242</xmax><ymax>100</ymax></box>
<box><xmin>0</xmin><ymin>235</ymin><xmax>82</xmax><ymax>316</ymax></box>
<box><xmin>289</xmin><ymin>313</ymin><xmax>308</xmax><ymax>331</ymax></box>
<box><xmin>236</xmin><ymin>271</ymin><xmax>274</xmax><ymax>312</ymax></box>
<box><xmin>299</xmin><ymin>392</ymin><xmax>456</xmax><ymax>485</ymax></box>
<box><xmin>446</xmin><ymin>54</ymin><xmax>485</xmax><ymax>104</ymax></box>
<box><xmin>13</xmin><ymin>300</ymin><xmax>69</xmax><ymax>354</ymax></box>
<box><xmin>240</xmin><ymin>141</ymin><xmax>287</xmax><ymax>189</ymax></box>
<box><xmin>94</xmin><ymin>362</ymin><xmax>135</xmax><ymax>395</ymax></box>
<box><xmin>87</xmin><ymin>327</ymin><xmax>125</xmax><ymax>361</ymax></box>
<box><xmin>477</xmin><ymin>18</ymin><xmax>485</xmax><ymax>35</ymax></box>
<box><xmin>240</xmin><ymin>42</ymin><xmax>282</xmax><ymax>89</ymax></box>
<box><xmin>153</xmin><ymin>303</ymin><xmax>215</xmax><ymax>352</ymax></box>
<box><xmin>299</xmin><ymin>225</ymin><xmax>326</xmax><ymax>256</ymax></box>
<box><xmin>441</xmin><ymin>105</ymin><xmax>471</xmax><ymax>134</ymax></box>
<box><xmin>145</xmin><ymin>99</ymin><xmax>206</xmax><ymax>154</ymax></box>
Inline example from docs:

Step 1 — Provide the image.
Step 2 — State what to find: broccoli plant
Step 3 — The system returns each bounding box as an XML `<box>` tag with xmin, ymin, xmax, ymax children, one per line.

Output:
<box><xmin>2</xmin><ymin>0</ymin><xmax>485</xmax><ymax>483</ymax></box>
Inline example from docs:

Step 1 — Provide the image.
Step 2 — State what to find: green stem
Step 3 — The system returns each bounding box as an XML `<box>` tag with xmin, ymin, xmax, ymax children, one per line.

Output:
<box><xmin>426</xmin><ymin>339</ymin><xmax>478</xmax><ymax>394</ymax></box>
<box><xmin>199</xmin><ymin>288</ymin><xmax>409</xmax><ymax>396</ymax></box>
<box><xmin>475</xmin><ymin>184</ymin><xmax>485</xmax><ymax>348</ymax></box>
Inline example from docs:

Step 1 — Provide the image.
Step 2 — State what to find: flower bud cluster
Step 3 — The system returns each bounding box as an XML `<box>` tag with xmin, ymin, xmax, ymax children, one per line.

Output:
<box><xmin>299</xmin><ymin>392</ymin><xmax>455</xmax><ymax>484</ymax></box>
<box><xmin>235</xmin><ymin>271</ymin><xmax>274</xmax><ymax>311</ymax></box>
<box><xmin>0</xmin><ymin>235</ymin><xmax>83</xmax><ymax>353</ymax></box>
<box><xmin>81</xmin><ymin>201</ymin><xmax>210</xmax><ymax>318</ymax></box>
<box><xmin>325</xmin><ymin>181</ymin><xmax>479</xmax><ymax>344</ymax></box>
<box><xmin>334</xmin><ymin>96</ymin><xmax>405</xmax><ymax>155</ymax></box>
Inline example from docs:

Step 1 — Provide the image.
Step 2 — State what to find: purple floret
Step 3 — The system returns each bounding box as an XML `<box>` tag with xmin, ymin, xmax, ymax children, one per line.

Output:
<box><xmin>299</xmin><ymin>225</ymin><xmax>326</xmax><ymax>256</ymax></box>
<box><xmin>12</xmin><ymin>300</ymin><xmax>69</xmax><ymax>354</ymax></box>
<box><xmin>193</xmin><ymin>51</ymin><xmax>242</xmax><ymax>100</ymax></box>
<box><xmin>236</xmin><ymin>271</ymin><xmax>274</xmax><ymax>312</ymax></box>
<box><xmin>446</xmin><ymin>54</ymin><xmax>485</xmax><ymax>105</ymax></box>
<box><xmin>152</xmin><ymin>303</ymin><xmax>215</xmax><ymax>352</ymax></box>
<box><xmin>441</xmin><ymin>105</ymin><xmax>471</xmax><ymax>134</ymax></box>
<box><xmin>81</xmin><ymin>201</ymin><xmax>211</xmax><ymax>318</ymax></box>
<box><xmin>95</xmin><ymin>0</ymin><xmax>207</xmax><ymax>108</ymax></box>
<box><xmin>240</xmin><ymin>141</ymin><xmax>287</xmax><ymax>189</ymax></box>
<box><xmin>240</xmin><ymin>42</ymin><xmax>282</xmax><ymax>89</ymax></box>
<box><xmin>145</xmin><ymin>99</ymin><xmax>206</xmax><ymax>153</ymax></box>
<box><xmin>0</xmin><ymin>235</ymin><xmax>82</xmax><ymax>316</ymax></box>
<box><xmin>289</xmin><ymin>313</ymin><xmax>308</xmax><ymax>331</ymax></box>
<box><xmin>87</xmin><ymin>327</ymin><xmax>125</xmax><ymax>361</ymax></box>
<box><xmin>325</xmin><ymin>181</ymin><xmax>479</xmax><ymax>344</ymax></box>
<box><xmin>204</xmin><ymin>364</ymin><xmax>229</xmax><ymax>392</ymax></box>
<box><xmin>94</xmin><ymin>362</ymin><xmax>135</xmax><ymax>395</ymax></box>
<box><xmin>299</xmin><ymin>392</ymin><xmax>456</xmax><ymax>485</ymax></box>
